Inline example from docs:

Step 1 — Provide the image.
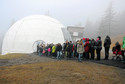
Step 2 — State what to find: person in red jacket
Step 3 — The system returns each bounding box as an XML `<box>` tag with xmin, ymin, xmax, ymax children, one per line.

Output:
<box><xmin>72</xmin><ymin>44</ymin><xmax>75</xmax><ymax>58</ymax></box>
<box><xmin>84</xmin><ymin>38</ymin><xmax>90</xmax><ymax>59</ymax></box>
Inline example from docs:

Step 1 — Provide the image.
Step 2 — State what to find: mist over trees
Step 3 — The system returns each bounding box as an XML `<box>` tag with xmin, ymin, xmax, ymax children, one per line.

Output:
<box><xmin>117</xmin><ymin>11</ymin><xmax>125</xmax><ymax>35</ymax></box>
<box><xmin>83</xmin><ymin>19</ymin><xmax>99</xmax><ymax>39</ymax></box>
<box><xmin>99</xmin><ymin>1</ymin><xmax>116</xmax><ymax>37</ymax></box>
<box><xmin>84</xmin><ymin>2</ymin><xmax>125</xmax><ymax>39</ymax></box>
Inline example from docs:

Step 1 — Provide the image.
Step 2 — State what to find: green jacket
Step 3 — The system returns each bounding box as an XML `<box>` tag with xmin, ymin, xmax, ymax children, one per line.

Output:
<box><xmin>122</xmin><ymin>37</ymin><xmax>125</xmax><ymax>49</ymax></box>
<box><xmin>52</xmin><ymin>46</ymin><xmax>56</xmax><ymax>53</ymax></box>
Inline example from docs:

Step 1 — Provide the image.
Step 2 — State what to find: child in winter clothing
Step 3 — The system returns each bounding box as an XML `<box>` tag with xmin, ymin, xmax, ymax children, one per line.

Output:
<box><xmin>77</xmin><ymin>39</ymin><xmax>84</xmax><ymax>62</ymax></box>
<box><xmin>48</xmin><ymin>47</ymin><xmax>51</xmax><ymax>56</ymax></box>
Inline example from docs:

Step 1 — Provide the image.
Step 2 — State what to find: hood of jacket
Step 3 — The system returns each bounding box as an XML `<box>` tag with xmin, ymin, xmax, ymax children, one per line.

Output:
<box><xmin>115</xmin><ymin>42</ymin><xmax>120</xmax><ymax>46</ymax></box>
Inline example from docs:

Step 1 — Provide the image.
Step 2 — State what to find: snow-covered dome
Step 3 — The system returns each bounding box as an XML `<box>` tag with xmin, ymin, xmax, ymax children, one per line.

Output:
<box><xmin>2</xmin><ymin>15</ymin><xmax>65</xmax><ymax>55</ymax></box>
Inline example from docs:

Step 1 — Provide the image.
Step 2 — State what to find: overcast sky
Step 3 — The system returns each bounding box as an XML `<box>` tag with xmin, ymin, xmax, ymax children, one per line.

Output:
<box><xmin>0</xmin><ymin>0</ymin><xmax>125</xmax><ymax>35</ymax></box>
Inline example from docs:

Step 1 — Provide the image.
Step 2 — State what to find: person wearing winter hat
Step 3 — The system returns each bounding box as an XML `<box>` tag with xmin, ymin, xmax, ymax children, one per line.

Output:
<box><xmin>77</xmin><ymin>39</ymin><xmax>84</xmax><ymax>62</ymax></box>
<box><xmin>104</xmin><ymin>35</ymin><xmax>111</xmax><ymax>60</ymax></box>
<box><xmin>84</xmin><ymin>38</ymin><xmax>90</xmax><ymax>60</ymax></box>
<box><xmin>95</xmin><ymin>36</ymin><xmax>102</xmax><ymax>60</ymax></box>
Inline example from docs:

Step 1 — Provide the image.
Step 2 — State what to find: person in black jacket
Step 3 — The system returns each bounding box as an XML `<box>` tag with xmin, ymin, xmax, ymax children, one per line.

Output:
<box><xmin>56</xmin><ymin>43</ymin><xmax>62</xmax><ymax>60</ymax></box>
<box><xmin>39</xmin><ymin>44</ymin><xmax>43</xmax><ymax>56</ymax></box>
<box><xmin>96</xmin><ymin>36</ymin><xmax>102</xmax><ymax>60</ymax></box>
<box><xmin>62</xmin><ymin>43</ymin><xmax>66</xmax><ymax>54</ymax></box>
<box><xmin>64</xmin><ymin>41</ymin><xmax>70</xmax><ymax>59</ymax></box>
<box><xmin>104</xmin><ymin>35</ymin><xmax>111</xmax><ymax>60</ymax></box>
<box><xmin>69</xmin><ymin>41</ymin><xmax>73</xmax><ymax>59</ymax></box>
<box><xmin>74</xmin><ymin>40</ymin><xmax>79</xmax><ymax>58</ymax></box>
<box><xmin>115</xmin><ymin>42</ymin><xmax>121</xmax><ymax>55</ymax></box>
<box><xmin>37</xmin><ymin>44</ymin><xmax>40</xmax><ymax>54</ymax></box>
<box><xmin>90</xmin><ymin>39</ymin><xmax>96</xmax><ymax>60</ymax></box>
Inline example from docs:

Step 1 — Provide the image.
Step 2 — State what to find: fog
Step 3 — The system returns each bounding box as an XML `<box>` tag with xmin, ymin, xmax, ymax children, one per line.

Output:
<box><xmin>83</xmin><ymin>3</ymin><xmax>125</xmax><ymax>39</ymax></box>
<box><xmin>0</xmin><ymin>0</ymin><xmax>125</xmax><ymax>53</ymax></box>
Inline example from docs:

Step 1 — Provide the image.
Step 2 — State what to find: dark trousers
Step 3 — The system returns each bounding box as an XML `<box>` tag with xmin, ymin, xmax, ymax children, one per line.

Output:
<box><xmin>52</xmin><ymin>53</ymin><xmax>56</xmax><ymax>57</ymax></box>
<box><xmin>74</xmin><ymin>51</ymin><xmax>78</xmax><ymax>58</ymax></box>
<box><xmin>65</xmin><ymin>51</ymin><xmax>70</xmax><ymax>59</ymax></box>
<box><xmin>91</xmin><ymin>48</ymin><xmax>95</xmax><ymax>60</ymax></box>
<box><xmin>105</xmin><ymin>47</ymin><xmax>109</xmax><ymax>60</ymax></box>
<box><xmin>83</xmin><ymin>52</ymin><xmax>86</xmax><ymax>59</ymax></box>
<box><xmin>85</xmin><ymin>52</ymin><xmax>89</xmax><ymax>59</ymax></box>
<box><xmin>69</xmin><ymin>51</ymin><xmax>72</xmax><ymax>58</ymax></box>
<box><xmin>96</xmin><ymin>49</ymin><xmax>101</xmax><ymax>60</ymax></box>
<box><xmin>37</xmin><ymin>48</ymin><xmax>39</xmax><ymax>53</ymax></box>
<box><xmin>122</xmin><ymin>50</ymin><xmax>125</xmax><ymax>61</ymax></box>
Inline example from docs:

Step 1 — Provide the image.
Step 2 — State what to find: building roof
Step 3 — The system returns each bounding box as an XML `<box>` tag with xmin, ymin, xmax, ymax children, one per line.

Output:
<box><xmin>67</xmin><ymin>26</ymin><xmax>84</xmax><ymax>33</ymax></box>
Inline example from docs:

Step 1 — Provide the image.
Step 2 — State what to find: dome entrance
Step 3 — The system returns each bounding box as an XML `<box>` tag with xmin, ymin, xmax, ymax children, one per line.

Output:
<box><xmin>32</xmin><ymin>40</ymin><xmax>46</xmax><ymax>52</ymax></box>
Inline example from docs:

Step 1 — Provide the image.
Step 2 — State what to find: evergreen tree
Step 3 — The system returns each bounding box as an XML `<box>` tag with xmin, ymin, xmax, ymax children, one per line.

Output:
<box><xmin>99</xmin><ymin>1</ymin><xmax>116</xmax><ymax>37</ymax></box>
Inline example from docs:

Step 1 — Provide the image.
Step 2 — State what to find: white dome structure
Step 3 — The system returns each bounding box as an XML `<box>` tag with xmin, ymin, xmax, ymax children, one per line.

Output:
<box><xmin>2</xmin><ymin>15</ymin><xmax>65</xmax><ymax>55</ymax></box>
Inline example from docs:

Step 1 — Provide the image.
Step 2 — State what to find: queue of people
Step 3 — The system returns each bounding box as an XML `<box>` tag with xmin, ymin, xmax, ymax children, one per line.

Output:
<box><xmin>36</xmin><ymin>36</ymin><xmax>125</xmax><ymax>62</ymax></box>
